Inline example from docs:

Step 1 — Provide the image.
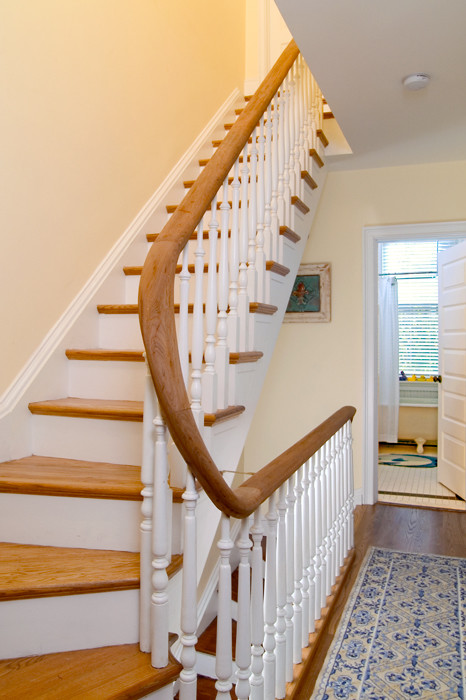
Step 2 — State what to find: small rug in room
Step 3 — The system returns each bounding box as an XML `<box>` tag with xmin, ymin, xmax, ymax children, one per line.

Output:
<box><xmin>378</xmin><ymin>453</ymin><xmax>437</xmax><ymax>468</ymax></box>
<box><xmin>311</xmin><ymin>547</ymin><xmax>466</xmax><ymax>699</ymax></box>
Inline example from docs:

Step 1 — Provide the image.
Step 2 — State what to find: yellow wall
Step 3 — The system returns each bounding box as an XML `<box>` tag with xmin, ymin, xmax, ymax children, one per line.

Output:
<box><xmin>0</xmin><ymin>0</ymin><xmax>245</xmax><ymax>395</ymax></box>
<box><xmin>244</xmin><ymin>160</ymin><xmax>466</xmax><ymax>490</ymax></box>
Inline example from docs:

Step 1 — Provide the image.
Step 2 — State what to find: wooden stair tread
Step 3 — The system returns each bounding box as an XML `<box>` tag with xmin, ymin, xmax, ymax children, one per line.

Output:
<box><xmin>97</xmin><ymin>303</ymin><xmax>277</xmax><ymax>316</ymax></box>
<box><xmin>28</xmin><ymin>397</ymin><xmax>246</xmax><ymax>428</ymax></box>
<box><xmin>291</xmin><ymin>195</ymin><xmax>310</xmax><ymax>215</ymax></box>
<box><xmin>0</xmin><ymin>455</ymin><xmax>143</xmax><ymax>500</ymax></box>
<box><xmin>280</xmin><ymin>225</ymin><xmax>301</xmax><ymax>243</ymax></box>
<box><xmin>229</xmin><ymin>351</ymin><xmax>263</xmax><ymax>365</ymax></box>
<box><xmin>0</xmin><ymin>643</ymin><xmax>182</xmax><ymax>699</ymax></box>
<box><xmin>66</xmin><ymin>349</ymin><xmax>144</xmax><ymax>362</ymax></box>
<box><xmin>316</xmin><ymin>129</ymin><xmax>329</xmax><ymax>148</ymax></box>
<box><xmin>301</xmin><ymin>170</ymin><xmax>318</xmax><ymax>190</ymax></box>
<box><xmin>309</xmin><ymin>148</ymin><xmax>324</xmax><ymax>168</ymax></box>
<box><xmin>0</xmin><ymin>542</ymin><xmax>140</xmax><ymax>600</ymax></box>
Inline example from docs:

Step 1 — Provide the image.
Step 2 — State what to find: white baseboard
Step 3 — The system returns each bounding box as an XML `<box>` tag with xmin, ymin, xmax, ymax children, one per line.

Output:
<box><xmin>354</xmin><ymin>488</ymin><xmax>364</xmax><ymax>506</ymax></box>
<box><xmin>0</xmin><ymin>88</ymin><xmax>241</xmax><ymax>424</ymax></box>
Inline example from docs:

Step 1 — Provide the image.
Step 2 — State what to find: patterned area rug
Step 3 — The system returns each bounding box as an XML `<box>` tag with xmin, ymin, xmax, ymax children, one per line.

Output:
<box><xmin>312</xmin><ymin>547</ymin><xmax>466</xmax><ymax>699</ymax></box>
<box><xmin>378</xmin><ymin>453</ymin><xmax>437</xmax><ymax>468</ymax></box>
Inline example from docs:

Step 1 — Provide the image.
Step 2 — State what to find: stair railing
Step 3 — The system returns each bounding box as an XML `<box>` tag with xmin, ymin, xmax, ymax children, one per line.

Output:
<box><xmin>138</xmin><ymin>39</ymin><xmax>355</xmax><ymax>696</ymax></box>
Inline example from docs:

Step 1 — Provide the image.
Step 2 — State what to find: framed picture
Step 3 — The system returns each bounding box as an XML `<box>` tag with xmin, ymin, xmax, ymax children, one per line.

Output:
<box><xmin>284</xmin><ymin>263</ymin><xmax>331</xmax><ymax>322</ymax></box>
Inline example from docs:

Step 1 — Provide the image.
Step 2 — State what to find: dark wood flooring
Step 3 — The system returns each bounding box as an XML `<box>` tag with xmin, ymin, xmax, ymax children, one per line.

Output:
<box><xmin>298</xmin><ymin>503</ymin><xmax>466</xmax><ymax>698</ymax></box>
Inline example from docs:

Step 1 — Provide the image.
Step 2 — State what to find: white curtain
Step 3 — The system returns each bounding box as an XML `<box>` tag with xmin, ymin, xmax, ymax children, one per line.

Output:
<box><xmin>378</xmin><ymin>276</ymin><xmax>399</xmax><ymax>443</ymax></box>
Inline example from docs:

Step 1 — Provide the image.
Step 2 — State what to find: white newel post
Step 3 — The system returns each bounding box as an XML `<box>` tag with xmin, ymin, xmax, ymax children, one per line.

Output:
<box><xmin>140</xmin><ymin>358</ymin><xmax>157</xmax><ymax>652</ymax></box>
<box><xmin>179</xmin><ymin>469</ymin><xmax>199</xmax><ymax>700</ymax></box>
<box><xmin>250</xmin><ymin>509</ymin><xmax>265</xmax><ymax>700</ymax></box>
<box><xmin>235</xmin><ymin>518</ymin><xmax>252</xmax><ymax>700</ymax></box>
<box><xmin>151</xmin><ymin>405</ymin><xmax>170</xmax><ymax>668</ymax></box>
<box><xmin>216</xmin><ymin>514</ymin><xmax>234</xmax><ymax>699</ymax></box>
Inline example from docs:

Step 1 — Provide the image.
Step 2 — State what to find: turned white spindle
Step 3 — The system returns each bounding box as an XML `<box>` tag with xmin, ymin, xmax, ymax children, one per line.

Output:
<box><xmin>228</xmin><ymin>161</ymin><xmax>241</xmax><ymax>353</ymax></box>
<box><xmin>277</xmin><ymin>81</ymin><xmax>286</xmax><ymax>228</ymax></box>
<box><xmin>288</xmin><ymin>67</ymin><xmax>297</xmax><ymax>196</ymax></box>
<box><xmin>216</xmin><ymin>178</ymin><xmax>230</xmax><ymax>409</ymax></box>
<box><xmin>263</xmin><ymin>103</ymin><xmax>273</xmax><ymax>268</ymax></box>
<box><xmin>313</xmin><ymin>448</ymin><xmax>323</xmax><ymax>622</ymax></box>
<box><xmin>248</xmin><ymin>127</ymin><xmax>258</xmax><ymax>302</ymax></box>
<box><xmin>140</xmin><ymin>358</ymin><xmax>157</xmax><ymax>653</ymax></box>
<box><xmin>308</xmin><ymin>454</ymin><xmax>317</xmax><ymax>634</ymax></box>
<box><xmin>282</xmin><ymin>76</ymin><xmax>292</xmax><ymax>226</ymax></box>
<box><xmin>319</xmin><ymin>444</ymin><xmax>328</xmax><ymax>610</ymax></box>
<box><xmin>264</xmin><ymin>494</ymin><xmax>278</xmax><ymax>699</ymax></box>
<box><xmin>310</xmin><ymin>75</ymin><xmax>318</xmax><ymax>150</ymax></box>
<box><xmin>329</xmin><ymin>434</ymin><xmax>337</xmax><ymax>588</ymax></box>
<box><xmin>151</xmin><ymin>406</ymin><xmax>170</xmax><ymax>668</ymax></box>
<box><xmin>336</xmin><ymin>428</ymin><xmax>344</xmax><ymax>571</ymax></box>
<box><xmin>342</xmin><ymin>423</ymin><xmax>350</xmax><ymax>558</ymax></box>
<box><xmin>235</xmin><ymin>519</ymin><xmax>252</xmax><ymax>700</ymax></box>
<box><xmin>301</xmin><ymin>461</ymin><xmax>310</xmax><ymax>647</ymax></box>
<box><xmin>285</xmin><ymin>476</ymin><xmax>296</xmax><ymax>683</ymax></box>
<box><xmin>238</xmin><ymin>143</ymin><xmax>250</xmax><ymax>351</ymax></box>
<box><xmin>191</xmin><ymin>217</ymin><xmax>205</xmax><ymax>430</ymax></box>
<box><xmin>203</xmin><ymin>197</ymin><xmax>218</xmax><ymax>413</ymax></box>
<box><xmin>270</xmin><ymin>96</ymin><xmax>280</xmax><ymax>264</ymax></box>
<box><xmin>347</xmin><ymin>421</ymin><xmax>355</xmax><ymax>549</ymax></box>
<box><xmin>216</xmin><ymin>515</ymin><xmax>233</xmax><ymax>699</ymax></box>
<box><xmin>293</xmin><ymin>62</ymin><xmax>303</xmax><ymax>197</ymax></box>
<box><xmin>293</xmin><ymin>467</ymin><xmax>303</xmax><ymax>664</ymax></box>
<box><xmin>256</xmin><ymin>116</ymin><xmax>266</xmax><ymax>304</ymax></box>
<box><xmin>298</xmin><ymin>58</ymin><xmax>308</xmax><ymax>194</ymax></box>
<box><xmin>275</xmin><ymin>483</ymin><xmax>287</xmax><ymax>699</ymax></box>
<box><xmin>179</xmin><ymin>469</ymin><xmax>199</xmax><ymax>700</ymax></box>
<box><xmin>250</xmin><ymin>510</ymin><xmax>265</xmax><ymax>700</ymax></box>
<box><xmin>325</xmin><ymin>439</ymin><xmax>333</xmax><ymax>598</ymax></box>
<box><xmin>178</xmin><ymin>242</ymin><xmax>191</xmax><ymax>387</ymax></box>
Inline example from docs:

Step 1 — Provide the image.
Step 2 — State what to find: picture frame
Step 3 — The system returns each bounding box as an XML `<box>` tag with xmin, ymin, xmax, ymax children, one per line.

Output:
<box><xmin>284</xmin><ymin>263</ymin><xmax>331</xmax><ymax>323</ymax></box>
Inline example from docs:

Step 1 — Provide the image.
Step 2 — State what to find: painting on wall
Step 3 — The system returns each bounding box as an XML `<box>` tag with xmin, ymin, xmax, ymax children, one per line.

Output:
<box><xmin>284</xmin><ymin>263</ymin><xmax>331</xmax><ymax>322</ymax></box>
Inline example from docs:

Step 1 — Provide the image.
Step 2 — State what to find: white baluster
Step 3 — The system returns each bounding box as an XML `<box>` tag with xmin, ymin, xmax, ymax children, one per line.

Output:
<box><xmin>314</xmin><ymin>448</ymin><xmax>323</xmax><ymax>621</ymax></box>
<box><xmin>336</xmin><ymin>428</ymin><xmax>344</xmax><ymax>571</ymax></box>
<box><xmin>248</xmin><ymin>127</ymin><xmax>258</xmax><ymax>302</ymax></box>
<box><xmin>288</xmin><ymin>67</ymin><xmax>296</xmax><ymax>196</ymax></box>
<box><xmin>310</xmin><ymin>75</ymin><xmax>318</xmax><ymax>151</ymax></box>
<box><xmin>256</xmin><ymin>117</ymin><xmax>266</xmax><ymax>304</ymax></box>
<box><xmin>250</xmin><ymin>509</ymin><xmax>265</xmax><ymax>700</ymax></box>
<box><xmin>140</xmin><ymin>358</ymin><xmax>156</xmax><ymax>652</ymax></box>
<box><xmin>275</xmin><ymin>484</ymin><xmax>287</xmax><ymax>699</ymax></box>
<box><xmin>203</xmin><ymin>197</ymin><xmax>218</xmax><ymax>413</ymax></box>
<box><xmin>298</xmin><ymin>58</ymin><xmax>308</xmax><ymax>194</ymax></box>
<box><xmin>342</xmin><ymin>423</ymin><xmax>350</xmax><ymax>558</ymax></box>
<box><xmin>285</xmin><ymin>476</ymin><xmax>295</xmax><ymax>682</ymax></box>
<box><xmin>191</xmin><ymin>217</ymin><xmax>205</xmax><ymax>431</ymax></box>
<box><xmin>151</xmin><ymin>405</ymin><xmax>170</xmax><ymax>667</ymax></box>
<box><xmin>270</xmin><ymin>95</ymin><xmax>280</xmax><ymax>264</ymax></box>
<box><xmin>330</xmin><ymin>434</ymin><xmax>337</xmax><ymax>587</ymax></box>
<box><xmin>301</xmin><ymin>461</ymin><xmax>310</xmax><ymax>647</ymax></box>
<box><xmin>228</xmin><ymin>161</ymin><xmax>241</xmax><ymax>354</ymax></box>
<box><xmin>178</xmin><ymin>242</ymin><xmax>190</xmax><ymax>387</ymax></box>
<box><xmin>216</xmin><ymin>514</ymin><xmax>233</xmax><ymax>699</ymax></box>
<box><xmin>263</xmin><ymin>103</ymin><xmax>273</xmax><ymax>270</ymax></box>
<box><xmin>324</xmin><ymin>439</ymin><xmax>332</xmax><ymax>599</ymax></box>
<box><xmin>277</xmin><ymin>81</ymin><xmax>286</xmax><ymax>228</ymax></box>
<box><xmin>319</xmin><ymin>444</ymin><xmax>328</xmax><ymax>610</ymax></box>
<box><xmin>282</xmin><ymin>76</ymin><xmax>292</xmax><ymax>226</ymax></box>
<box><xmin>238</xmin><ymin>144</ymin><xmax>249</xmax><ymax>351</ymax></box>
<box><xmin>179</xmin><ymin>469</ymin><xmax>199</xmax><ymax>700</ymax></box>
<box><xmin>264</xmin><ymin>494</ymin><xmax>278</xmax><ymax>699</ymax></box>
<box><xmin>216</xmin><ymin>179</ymin><xmax>230</xmax><ymax>409</ymax></box>
<box><xmin>293</xmin><ymin>62</ymin><xmax>302</xmax><ymax>196</ymax></box>
<box><xmin>235</xmin><ymin>518</ymin><xmax>252</xmax><ymax>700</ymax></box>
<box><xmin>293</xmin><ymin>467</ymin><xmax>303</xmax><ymax>664</ymax></box>
<box><xmin>308</xmin><ymin>454</ymin><xmax>317</xmax><ymax>634</ymax></box>
<box><xmin>347</xmin><ymin>421</ymin><xmax>355</xmax><ymax>549</ymax></box>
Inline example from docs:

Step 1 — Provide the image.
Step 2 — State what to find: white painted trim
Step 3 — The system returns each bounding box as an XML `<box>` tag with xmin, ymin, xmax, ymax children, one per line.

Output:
<box><xmin>362</xmin><ymin>221</ymin><xmax>466</xmax><ymax>505</ymax></box>
<box><xmin>0</xmin><ymin>88</ymin><xmax>241</xmax><ymax>420</ymax></box>
<box><xmin>353</xmin><ymin>488</ymin><xmax>363</xmax><ymax>506</ymax></box>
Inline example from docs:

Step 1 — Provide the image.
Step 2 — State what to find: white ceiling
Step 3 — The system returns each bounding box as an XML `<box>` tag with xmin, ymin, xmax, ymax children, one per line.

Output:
<box><xmin>276</xmin><ymin>0</ymin><xmax>466</xmax><ymax>170</ymax></box>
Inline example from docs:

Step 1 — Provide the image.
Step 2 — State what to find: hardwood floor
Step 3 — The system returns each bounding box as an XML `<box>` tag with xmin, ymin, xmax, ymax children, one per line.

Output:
<box><xmin>298</xmin><ymin>503</ymin><xmax>466</xmax><ymax>698</ymax></box>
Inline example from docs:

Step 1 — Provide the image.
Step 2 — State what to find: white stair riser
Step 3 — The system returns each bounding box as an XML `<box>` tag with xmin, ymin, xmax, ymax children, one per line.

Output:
<box><xmin>99</xmin><ymin>313</ymin><xmax>144</xmax><ymax>350</ymax></box>
<box><xmin>0</xmin><ymin>589</ymin><xmax>139</xmax><ymax>659</ymax></box>
<box><xmin>31</xmin><ymin>414</ymin><xmax>143</xmax><ymax>464</ymax></box>
<box><xmin>68</xmin><ymin>359</ymin><xmax>146</xmax><ymax>401</ymax></box>
<box><xmin>0</xmin><ymin>493</ymin><xmax>141</xmax><ymax>550</ymax></box>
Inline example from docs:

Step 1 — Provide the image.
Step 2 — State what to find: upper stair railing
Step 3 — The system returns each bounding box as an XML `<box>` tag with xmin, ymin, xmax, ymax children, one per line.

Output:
<box><xmin>138</xmin><ymin>39</ymin><xmax>356</xmax><ymax>698</ymax></box>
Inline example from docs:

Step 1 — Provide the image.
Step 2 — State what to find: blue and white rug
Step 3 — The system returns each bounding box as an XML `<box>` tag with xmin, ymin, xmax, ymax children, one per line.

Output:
<box><xmin>378</xmin><ymin>453</ymin><xmax>437</xmax><ymax>468</ymax></box>
<box><xmin>312</xmin><ymin>547</ymin><xmax>466</xmax><ymax>698</ymax></box>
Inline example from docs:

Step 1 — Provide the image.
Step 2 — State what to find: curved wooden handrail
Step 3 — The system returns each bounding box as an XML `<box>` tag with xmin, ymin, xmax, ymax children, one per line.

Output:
<box><xmin>139</xmin><ymin>40</ymin><xmax>354</xmax><ymax>518</ymax></box>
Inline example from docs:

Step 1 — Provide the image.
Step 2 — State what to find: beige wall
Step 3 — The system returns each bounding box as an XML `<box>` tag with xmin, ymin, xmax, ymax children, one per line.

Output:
<box><xmin>244</xmin><ymin>160</ymin><xmax>466</xmax><ymax>490</ymax></box>
<box><xmin>0</xmin><ymin>0</ymin><xmax>245</xmax><ymax>395</ymax></box>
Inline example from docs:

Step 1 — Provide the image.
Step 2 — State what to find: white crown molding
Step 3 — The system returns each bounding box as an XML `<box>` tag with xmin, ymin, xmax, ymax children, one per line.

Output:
<box><xmin>0</xmin><ymin>88</ymin><xmax>241</xmax><ymax>419</ymax></box>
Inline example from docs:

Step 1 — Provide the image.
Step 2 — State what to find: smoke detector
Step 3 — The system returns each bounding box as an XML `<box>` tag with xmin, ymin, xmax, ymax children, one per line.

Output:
<box><xmin>402</xmin><ymin>73</ymin><xmax>431</xmax><ymax>91</ymax></box>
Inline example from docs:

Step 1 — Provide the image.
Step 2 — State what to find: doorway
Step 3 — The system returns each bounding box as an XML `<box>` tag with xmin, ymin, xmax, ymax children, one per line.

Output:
<box><xmin>362</xmin><ymin>221</ymin><xmax>466</xmax><ymax>506</ymax></box>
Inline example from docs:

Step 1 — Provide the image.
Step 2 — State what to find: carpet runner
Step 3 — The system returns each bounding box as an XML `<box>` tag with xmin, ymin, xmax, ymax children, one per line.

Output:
<box><xmin>312</xmin><ymin>547</ymin><xmax>466</xmax><ymax>698</ymax></box>
<box><xmin>378</xmin><ymin>453</ymin><xmax>437</xmax><ymax>468</ymax></box>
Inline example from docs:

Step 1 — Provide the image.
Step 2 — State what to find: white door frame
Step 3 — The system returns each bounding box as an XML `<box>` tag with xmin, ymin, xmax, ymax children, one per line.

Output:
<box><xmin>362</xmin><ymin>221</ymin><xmax>466</xmax><ymax>504</ymax></box>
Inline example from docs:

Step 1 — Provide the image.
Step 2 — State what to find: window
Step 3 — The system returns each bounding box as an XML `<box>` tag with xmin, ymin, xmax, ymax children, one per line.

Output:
<box><xmin>379</xmin><ymin>239</ymin><xmax>462</xmax><ymax>376</ymax></box>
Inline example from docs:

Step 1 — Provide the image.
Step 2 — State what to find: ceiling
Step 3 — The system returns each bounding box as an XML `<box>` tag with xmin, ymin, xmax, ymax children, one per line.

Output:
<box><xmin>276</xmin><ymin>0</ymin><xmax>466</xmax><ymax>170</ymax></box>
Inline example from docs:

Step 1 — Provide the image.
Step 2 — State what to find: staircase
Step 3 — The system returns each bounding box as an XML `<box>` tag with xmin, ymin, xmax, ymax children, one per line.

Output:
<box><xmin>0</xmin><ymin>42</ymin><xmax>355</xmax><ymax>699</ymax></box>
